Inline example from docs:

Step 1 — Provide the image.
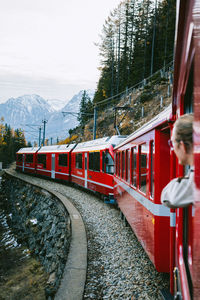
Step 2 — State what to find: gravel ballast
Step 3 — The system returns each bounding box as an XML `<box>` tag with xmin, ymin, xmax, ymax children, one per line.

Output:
<box><xmin>10</xmin><ymin>171</ymin><xmax>170</xmax><ymax>299</ymax></box>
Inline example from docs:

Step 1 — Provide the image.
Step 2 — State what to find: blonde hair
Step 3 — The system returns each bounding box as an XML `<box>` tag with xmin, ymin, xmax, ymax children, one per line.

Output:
<box><xmin>174</xmin><ymin>113</ymin><xmax>193</xmax><ymax>153</ymax></box>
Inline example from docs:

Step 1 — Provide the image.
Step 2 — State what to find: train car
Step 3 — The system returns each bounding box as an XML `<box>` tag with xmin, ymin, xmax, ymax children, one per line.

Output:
<box><xmin>171</xmin><ymin>0</ymin><xmax>200</xmax><ymax>299</ymax></box>
<box><xmin>16</xmin><ymin>147</ymin><xmax>39</xmax><ymax>174</ymax></box>
<box><xmin>114</xmin><ymin>106</ymin><xmax>173</xmax><ymax>274</ymax></box>
<box><xmin>71</xmin><ymin>136</ymin><xmax>126</xmax><ymax>202</ymax></box>
<box><xmin>35</xmin><ymin>144</ymin><xmax>76</xmax><ymax>181</ymax></box>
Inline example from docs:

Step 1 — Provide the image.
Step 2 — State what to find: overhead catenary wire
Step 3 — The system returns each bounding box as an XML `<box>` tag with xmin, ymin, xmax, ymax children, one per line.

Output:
<box><xmin>94</xmin><ymin>60</ymin><xmax>173</xmax><ymax>108</ymax></box>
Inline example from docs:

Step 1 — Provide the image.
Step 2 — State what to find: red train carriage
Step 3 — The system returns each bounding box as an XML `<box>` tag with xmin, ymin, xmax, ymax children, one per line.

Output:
<box><xmin>171</xmin><ymin>0</ymin><xmax>200</xmax><ymax>299</ymax></box>
<box><xmin>71</xmin><ymin>136</ymin><xmax>126</xmax><ymax>202</ymax></box>
<box><xmin>114</xmin><ymin>106</ymin><xmax>173</xmax><ymax>273</ymax></box>
<box><xmin>36</xmin><ymin>144</ymin><xmax>76</xmax><ymax>181</ymax></box>
<box><xmin>16</xmin><ymin>147</ymin><xmax>39</xmax><ymax>174</ymax></box>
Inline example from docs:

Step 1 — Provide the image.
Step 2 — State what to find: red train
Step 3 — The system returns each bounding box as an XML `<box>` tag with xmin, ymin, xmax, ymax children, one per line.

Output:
<box><xmin>16</xmin><ymin>136</ymin><xmax>126</xmax><ymax>203</ymax></box>
<box><xmin>114</xmin><ymin>105</ymin><xmax>172</xmax><ymax>274</ymax></box>
<box><xmin>16</xmin><ymin>0</ymin><xmax>200</xmax><ymax>298</ymax></box>
<box><xmin>114</xmin><ymin>0</ymin><xmax>200</xmax><ymax>299</ymax></box>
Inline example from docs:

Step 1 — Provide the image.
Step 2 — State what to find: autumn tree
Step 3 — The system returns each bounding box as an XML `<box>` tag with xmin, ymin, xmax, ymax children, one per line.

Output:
<box><xmin>0</xmin><ymin>119</ymin><xmax>26</xmax><ymax>168</ymax></box>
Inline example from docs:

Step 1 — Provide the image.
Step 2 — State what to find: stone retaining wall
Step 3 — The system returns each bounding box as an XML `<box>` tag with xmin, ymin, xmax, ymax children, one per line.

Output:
<box><xmin>1</xmin><ymin>173</ymin><xmax>71</xmax><ymax>298</ymax></box>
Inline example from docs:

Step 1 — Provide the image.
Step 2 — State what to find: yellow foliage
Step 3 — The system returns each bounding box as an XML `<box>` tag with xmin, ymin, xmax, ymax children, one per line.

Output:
<box><xmin>58</xmin><ymin>134</ymin><xmax>78</xmax><ymax>145</ymax></box>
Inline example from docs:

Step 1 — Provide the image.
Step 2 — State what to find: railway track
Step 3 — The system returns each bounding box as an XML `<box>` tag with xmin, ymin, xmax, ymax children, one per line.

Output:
<box><xmin>10</xmin><ymin>170</ymin><xmax>169</xmax><ymax>299</ymax></box>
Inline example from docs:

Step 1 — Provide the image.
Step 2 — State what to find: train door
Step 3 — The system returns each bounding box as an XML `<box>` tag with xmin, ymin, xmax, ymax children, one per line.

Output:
<box><xmin>51</xmin><ymin>154</ymin><xmax>55</xmax><ymax>179</ymax></box>
<box><xmin>84</xmin><ymin>152</ymin><xmax>87</xmax><ymax>188</ymax></box>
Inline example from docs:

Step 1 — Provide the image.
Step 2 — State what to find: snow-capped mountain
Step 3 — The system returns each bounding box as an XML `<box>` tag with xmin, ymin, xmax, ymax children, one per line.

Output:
<box><xmin>47</xmin><ymin>98</ymin><xmax>67</xmax><ymax>111</ymax></box>
<box><xmin>46</xmin><ymin>89</ymin><xmax>95</xmax><ymax>143</ymax></box>
<box><xmin>0</xmin><ymin>94</ymin><xmax>53</xmax><ymax>127</ymax></box>
<box><xmin>0</xmin><ymin>90</ymin><xmax>94</xmax><ymax>144</ymax></box>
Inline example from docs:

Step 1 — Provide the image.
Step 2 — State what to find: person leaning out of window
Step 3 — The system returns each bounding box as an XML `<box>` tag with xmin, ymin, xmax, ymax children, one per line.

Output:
<box><xmin>161</xmin><ymin>114</ymin><xmax>194</xmax><ymax>208</ymax></box>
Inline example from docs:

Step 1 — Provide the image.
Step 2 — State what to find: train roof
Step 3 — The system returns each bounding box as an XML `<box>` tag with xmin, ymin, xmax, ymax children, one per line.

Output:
<box><xmin>73</xmin><ymin>135</ymin><xmax>127</xmax><ymax>152</ymax></box>
<box><xmin>37</xmin><ymin>144</ymin><xmax>76</xmax><ymax>153</ymax></box>
<box><xmin>17</xmin><ymin>147</ymin><xmax>39</xmax><ymax>154</ymax></box>
<box><xmin>114</xmin><ymin>105</ymin><xmax>172</xmax><ymax>149</ymax></box>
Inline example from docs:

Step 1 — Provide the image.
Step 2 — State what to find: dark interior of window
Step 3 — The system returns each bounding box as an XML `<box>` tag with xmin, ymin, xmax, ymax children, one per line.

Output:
<box><xmin>131</xmin><ymin>148</ymin><xmax>137</xmax><ymax>187</ymax></box>
<box><xmin>75</xmin><ymin>153</ymin><xmax>83</xmax><ymax>169</ymax></box>
<box><xmin>59</xmin><ymin>154</ymin><xmax>68</xmax><ymax>167</ymax></box>
<box><xmin>26</xmin><ymin>154</ymin><xmax>33</xmax><ymax>163</ymax></box>
<box><xmin>89</xmin><ymin>152</ymin><xmax>100</xmax><ymax>172</ymax></box>
<box><xmin>37</xmin><ymin>154</ymin><xmax>46</xmax><ymax>169</ymax></box>
<box><xmin>102</xmin><ymin>151</ymin><xmax>114</xmax><ymax>174</ymax></box>
<box><xmin>184</xmin><ymin>63</ymin><xmax>193</xmax><ymax>114</ymax></box>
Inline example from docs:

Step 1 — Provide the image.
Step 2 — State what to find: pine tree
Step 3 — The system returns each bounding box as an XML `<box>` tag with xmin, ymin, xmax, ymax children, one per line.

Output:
<box><xmin>78</xmin><ymin>91</ymin><xmax>93</xmax><ymax>126</ymax></box>
<box><xmin>93</xmin><ymin>0</ymin><xmax>176</xmax><ymax>107</ymax></box>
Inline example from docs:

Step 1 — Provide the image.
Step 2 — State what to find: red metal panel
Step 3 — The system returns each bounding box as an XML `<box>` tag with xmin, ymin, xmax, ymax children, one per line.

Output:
<box><xmin>193</xmin><ymin>1</ymin><xmax>200</xmax><ymax>298</ymax></box>
<box><xmin>114</xmin><ymin>118</ymin><xmax>171</xmax><ymax>273</ymax></box>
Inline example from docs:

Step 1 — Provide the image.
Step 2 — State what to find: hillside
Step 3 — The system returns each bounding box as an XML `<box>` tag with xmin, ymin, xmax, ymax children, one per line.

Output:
<box><xmin>69</xmin><ymin>69</ymin><xmax>173</xmax><ymax>142</ymax></box>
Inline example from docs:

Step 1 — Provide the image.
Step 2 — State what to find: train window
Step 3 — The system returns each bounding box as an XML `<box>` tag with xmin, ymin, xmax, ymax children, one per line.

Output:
<box><xmin>17</xmin><ymin>154</ymin><xmax>23</xmax><ymax>162</ymax></box>
<box><xmin>139</xmin><ymin>144</ymin><xmax>148</xmax><ymax>194</ymax></box>
<box><xmin>59</xmin><ymin>154</ymin><xmax>68</xmax><ymax>167</ymax></box>
<box><xmin>37</xmin><ymin>154</ymin><xmax>46</xmax><ymax>169</ymax></box>
<box><xmin>93</xmin><ymin>152</ymin><xmax>100</xmax><ymax>171</ymax></box>
<box><xmin>118</xmin><ymin>152</ymin><xmax>121</xmax><ymax>177</ymax></box>
<box><xmin>122</xmin><ymin>151</ymin><xmax>125</xmax><ymax>179</ymax></box>
<box><xmin>126</xmin><ymin>150</ymin><xmax>130</xmax><ymax>182</ymax></box>
<box><xmin>26</xmin><ymin>154</ymin><xmax>33</xmax><ymax>163</ymax></box>
<box><xmin>115</xmin><ymin>153</ymin><xmax>117</xmax><ymax>174</ymax></box>
<box><xmin>131</xmin><ymin>147</ymin><xmax>137</xmax><ymax>187</ymax></box>
<box><xmin>89</xmin><ymin>152</ymin><xmax>100</xmax><ymax>172</ymax></box>
<box><xmin>150</xmin><ymin>141</ymin><xmax>155</xmax><ymax>198</ymax></box>
<box><xmin>89</xmin><ymin>153</ymin><xmax>93</xmax><ymax>170</ymax></box>
<box><xmin>75</xmin><ymin>153</ymin><xmax>83</xmax><ymax>169</ymax></box>
<box><xmin>102</xmin><ymin>151</ymin><xmax>114</xmax><ymax>174</ymax></box>
<box><xmin>184</xmin><ymin>62</ymin><xmax>193</xmax><ymax>114</ymax></box>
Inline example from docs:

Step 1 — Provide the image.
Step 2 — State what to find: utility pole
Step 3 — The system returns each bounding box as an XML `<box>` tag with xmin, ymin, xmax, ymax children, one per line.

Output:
<box><xmin>38</xmin><ymin>126</ymin><xmax>42</xmax><ymax>147</ymax></box>
<box><xmin>42</xmin><ymin>119</ymin><xmax>48</xmax><ymax>146</ymax></box>
<box><xmin>93</xmin><ymin>106</ymin><xmax>97</xmax><ymax>140</ymax></box>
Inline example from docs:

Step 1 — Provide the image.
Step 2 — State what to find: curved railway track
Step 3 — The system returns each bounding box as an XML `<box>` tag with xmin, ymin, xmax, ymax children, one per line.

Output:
<box><xmin>11</xmin><ymin>170</ymin><xmax>169</xmax><ymax>299</ymax></box>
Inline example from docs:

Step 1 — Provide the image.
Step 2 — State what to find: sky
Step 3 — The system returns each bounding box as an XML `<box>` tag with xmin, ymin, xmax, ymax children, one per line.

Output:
<box><xmin>0</xmin><ymin>0</ymin><xmax>120</xmax><ymax>104</ymax></box>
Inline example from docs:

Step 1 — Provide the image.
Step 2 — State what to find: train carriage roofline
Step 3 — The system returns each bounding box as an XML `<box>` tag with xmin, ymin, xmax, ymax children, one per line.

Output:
<box><xmin>17</xmin><ymin>147</ymin><xmax>40</xmax><ymax>154</ymax></box>
<box><xmin>114</xmin><ymin>105</ymin><xmax>172</xmax><ymax>149</ymax></box>
<box><xmin>37</xmin><ymin>144</ymin><xmax>77</xmax><ymax>153</ymax></box>
<box><xmin>72</xmin><ymin>135</ymin><xmax>127</xmax><ymax>153</ymax></box>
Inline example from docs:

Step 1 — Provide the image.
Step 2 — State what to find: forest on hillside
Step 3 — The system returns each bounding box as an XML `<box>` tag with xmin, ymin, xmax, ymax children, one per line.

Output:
<box><xmin>77</xmin><ymin>0</ymin><xmax>176</xmax><ymax>130</ymax></box>
<box><xmin>94</xmin><ymin>0</ymin><xmax>176</xmax><ymax>104</ymax></box>
<box><xmin>0</xmin><ymin>118</ymin><xmax>26</xmax><ymax>168</ymax></box>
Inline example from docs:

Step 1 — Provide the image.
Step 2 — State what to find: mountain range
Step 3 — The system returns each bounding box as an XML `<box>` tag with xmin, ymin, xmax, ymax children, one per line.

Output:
<box><xmin>0</xmin><ymin>90</ymin><xmax>94</xmax><ymax>144</ymax></box>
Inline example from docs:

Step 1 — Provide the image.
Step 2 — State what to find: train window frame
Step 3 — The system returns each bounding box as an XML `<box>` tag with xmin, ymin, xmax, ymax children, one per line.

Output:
<box><xmin>114</xmin><ymin>153</ymin><xmax>117</xmax><ymax>175</ymax></box>
<box><xmin>139</xmin><ymin>143</ymin><xmax>148</xmax><ymax>195</ymax></box>
<box><xmin>58</xmin><ymin>153</ymin><xmax>68</xmax><ymax>167</ymax></box>
<box><xmin>89</xmin><ymin>151</ymin><xmax>100</xmax><ymax>172</ymax></box>
<box><xmin>126</xmin><ymin>149</ymin><xmax>130</xmax><ymax>182</ymax></box>
<box><xmin>131</xmin><ymin>147</ymin><xmax>137</xmax><ymax>188</ymax></box>
<box><xmin>122</xmin><ymin>151</ymin><xmax>125</xmax><ymax>179</ymax></box>
<box><xmin>26</xmin><ymin>154</ymin><xmax>33</xmax><ymax>163</ymax></box>
<box><xmin>93</xmin><ymin>152</ymin><xmax>100</xmax><ymax>172</ymax></box>
<box><xmin>150</xmin><ymin>141</ymin><xmax>155</xmax><ymax>198</ymax></box>
<box><xmin>75</xmin><ymin>153</ymin><xmax>83</xmax><ymax>169</ymax></box>
<box><xmin>102</xmin><ymin>151</ymin><xmax>114</xmax><ymax>174</ymax></box>
<box><xmin>118</xmin><ymin>152</ymin><xmax>121</xmax><ymax>177</ymax></box>
<box><xmin>37</xmin><ymin>154</ymin><xmax>47</xmax><ymax>169</ymax></box>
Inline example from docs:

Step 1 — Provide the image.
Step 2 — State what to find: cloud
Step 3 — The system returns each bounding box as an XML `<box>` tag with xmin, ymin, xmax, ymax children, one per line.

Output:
<box><xmin>0</xmin><ymin>0</ymin><xmax>120</xmax><ymax>103</ymax></box>
<box><xmin>0</xmin><ymin>72</ymin><xmax>96</xmax><ymax>103</ymax></box>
